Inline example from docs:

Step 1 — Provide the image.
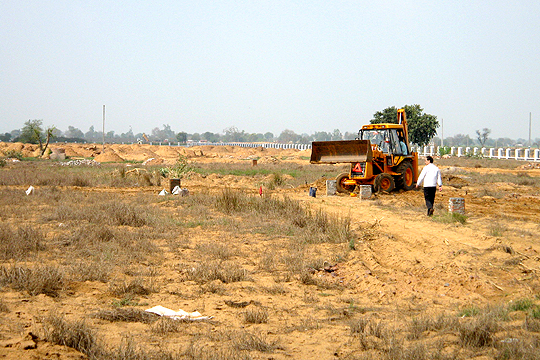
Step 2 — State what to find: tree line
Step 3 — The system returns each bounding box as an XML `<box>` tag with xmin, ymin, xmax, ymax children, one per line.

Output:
<box><xmin>1</xmin><ymin>105</ymin><xmax>536</xmax><ymax>148</ymax></box>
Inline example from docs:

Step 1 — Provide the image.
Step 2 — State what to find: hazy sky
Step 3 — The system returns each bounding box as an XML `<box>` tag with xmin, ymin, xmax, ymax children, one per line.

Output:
<box><xmin>1</xmin><ymin>1</ymin><xmax>539</xmax><ymax>140</ymax></box>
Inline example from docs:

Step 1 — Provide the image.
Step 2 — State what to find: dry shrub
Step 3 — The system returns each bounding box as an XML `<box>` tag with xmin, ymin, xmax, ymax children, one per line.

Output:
<box><xmin>0</xmin><ymin>225</ymin><xmax>45</xmax><ymax>260</ymax></box>
<box><xmin>458</xmin><ymin>315</ymin><xmax>498</xmax><ymax>347</ymax></box>
<box><xmin>195</xmin><ymin>241</ymin><xmax>236</xmax><ymax>260</ymax></box>
<box><xmin>262</xmin><ymin>283</ymin><xmax>287</xmax><ymax>295</ymax></box>
<box><xmin>407</xmin><ymin>313</ymin><xmax>457</xmax><ymax>340</ymax></box>
<box><xmin>215</xmin><ymin>187</ymin><xmax>244</xmax><ymax>214</ymax></box>
<box><xmin>91</xmin><ymin>307</ymin><xmax>157</xmax><ymax>324</ymax></box>
<box><xmin>46</xmin><ymin>200</ymin><xmax>155</xmax><ymax>227</ymax></box>
<box><xmin>0</xmin><ymin>298</ymin><xmax>8</xmax><ymax>313</ymax></box>
<box><xmin>43</xmin><ymin>314</ymin><xmax>104</xmax><ymax>358</ymax></box>
<box><xmin>186</xmin><ymin>260</ymin><xmax>247</xmax><ymax>284</ymax></box>
<box><xmin>232</xmin><ymin>331</ymin><xmax>276</xmax><ymax>352</ymax></box>
<box><xmin>68</xmin><ymin>260</ymin><xmax>112</xmax><ymax>282</ymax></box>
<box><xmin>350</xmin><ymin>318</ymin><xmax>369</xmax><ymax>335</ymax></box>
<box><xmin>495</xmin><ymin>338</ymin><xmax>540</xmax><ymax>360</ymax></box>
<box><xmin>109</xmin><ymin>278</ymin><xmax>154</xmax><ymax>297</ymax></box>
<box><xmin>243</xmin><ymin>307</ymin><xmax>269</xmax><ymax>324</ymax></box>
<box><xmin>151</xmin><ymin>317</ymin><xmax>183</xmax><ymax>334</ymax></box>
<box><xmin>0</xmin><ymin>264</ymin><xmax>65</xmax><ymax>296</ymax></box>
<box><xmin>524</xmin><ymin>316</ymin><xmax>540</xmax><ymax>332</ymax></box>
<box><xmin>184</xmin><ymin>340</ymin><xmax>251</xmax><ymax>360</ymax></box>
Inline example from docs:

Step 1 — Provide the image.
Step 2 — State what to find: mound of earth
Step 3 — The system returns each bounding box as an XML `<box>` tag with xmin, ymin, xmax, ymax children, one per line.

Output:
<box><xmin>93</xmin><ymin>151</ymin><xmax>124</xmax><ymax>163</ymax></box>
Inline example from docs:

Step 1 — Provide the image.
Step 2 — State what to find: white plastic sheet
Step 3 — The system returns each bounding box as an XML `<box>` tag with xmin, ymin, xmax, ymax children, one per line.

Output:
<box><xmin>145</xmin><ymin>305</ymin><xmax>212</xmax><ymax>321</ymax></box>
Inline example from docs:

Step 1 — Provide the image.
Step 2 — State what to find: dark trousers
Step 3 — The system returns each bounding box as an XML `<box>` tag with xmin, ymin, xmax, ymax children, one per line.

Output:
<box><xmin>423</xmin><ymin>187</ymin><xmax>437</xmax><ymax>214</ymax></box>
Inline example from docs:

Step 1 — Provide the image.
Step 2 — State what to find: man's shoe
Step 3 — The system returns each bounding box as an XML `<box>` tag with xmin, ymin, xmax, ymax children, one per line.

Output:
<box><xmin>428</xmin><ymin>208</ymin><xmax>434</xmax><ymax>216</ymax></box>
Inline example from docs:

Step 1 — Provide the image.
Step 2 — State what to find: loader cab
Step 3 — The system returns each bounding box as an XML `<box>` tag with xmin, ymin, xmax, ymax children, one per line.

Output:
<box><xmin>359</xmin><ymin>126</ymin><xmax>408</xmax><ymax>155</ymax></box>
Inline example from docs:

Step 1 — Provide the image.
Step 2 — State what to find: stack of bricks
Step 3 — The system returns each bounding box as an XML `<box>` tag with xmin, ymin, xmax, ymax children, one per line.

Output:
<box><xmin>448</xmin><ymin>197</ymin><xmax>465</xmax><ymax>214</ymax></box>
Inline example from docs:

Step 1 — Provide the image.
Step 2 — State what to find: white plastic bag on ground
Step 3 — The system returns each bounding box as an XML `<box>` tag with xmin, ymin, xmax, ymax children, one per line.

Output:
<box><xmin>26</xmin><ymin>186</ymin><xmax>35</xmax><ymax>195</ymax></box>
<box><xmin>145</xmin><ymin>305</ymin><xmax>212</xmax><ymax>321</ymax></box>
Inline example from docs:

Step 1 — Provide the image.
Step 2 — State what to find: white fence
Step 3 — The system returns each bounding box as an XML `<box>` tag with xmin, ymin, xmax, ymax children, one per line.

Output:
<box><xmin>412</xmin><ymin>146</ymin><xmax>540</xmax><ymax>162</ymax></box>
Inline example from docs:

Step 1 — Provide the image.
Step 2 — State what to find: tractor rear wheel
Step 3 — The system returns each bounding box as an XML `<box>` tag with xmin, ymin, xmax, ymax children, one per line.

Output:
<box><xmin>336</xmin><ymin>173</ymin><xmax>356</xmax><ymax>194</ymax></box>
<box><xmin>396</xmin><ymin>161</ymin><xmax>415</xmax><ymax>190</ymax></box>
<box><xmin>374</xmin><ymin>173</ymin><xmax>395</xmax><ymax>193</ymax></box>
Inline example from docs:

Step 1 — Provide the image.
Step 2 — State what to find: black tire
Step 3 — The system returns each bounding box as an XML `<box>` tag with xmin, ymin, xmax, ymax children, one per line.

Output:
<box><xmin>336</xmin><ymin>173</ymin><xmax>356</xmax><ymax>194</ymax></box>
<box><xmin>374</xmin><ymin>173</ymin><xmax>395</xmax><ymax>193</ymax></box>
<box><xmin>395</xmin><ymin>161</ymin><xmax>415</xmax><ymax>190</ymax></box>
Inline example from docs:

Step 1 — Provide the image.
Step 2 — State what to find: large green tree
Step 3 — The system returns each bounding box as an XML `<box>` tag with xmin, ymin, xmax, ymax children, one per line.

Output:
<box><xmin>371</xmin><ymin>105</ymin><xmax>439</xmax><ymax>147</ymax></box>
<box><xmin>18</xmin><ymin>119</ymin><xmax>56</xmax><ymax>155</ymax></box>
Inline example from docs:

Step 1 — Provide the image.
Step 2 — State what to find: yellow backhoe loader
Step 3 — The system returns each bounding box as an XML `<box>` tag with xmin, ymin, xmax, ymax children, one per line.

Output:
<box><xmin>310</xmin><ymin>109</ymin><xmax>418</xmax><ymax>193</ymax></box>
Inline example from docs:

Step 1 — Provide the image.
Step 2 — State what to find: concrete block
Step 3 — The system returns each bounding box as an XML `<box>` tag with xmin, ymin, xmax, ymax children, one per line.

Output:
<box><xmin>326</xmin><ymin>180</ymin><xmax>336</xmax><ymax>196</ymax></box>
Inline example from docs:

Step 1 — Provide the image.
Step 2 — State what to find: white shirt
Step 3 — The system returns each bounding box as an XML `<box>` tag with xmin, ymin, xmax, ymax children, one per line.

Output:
<box><xmin>416</xmin><ymin>163</ymin><xmax>442</xmax><ymax>187</ymax></box>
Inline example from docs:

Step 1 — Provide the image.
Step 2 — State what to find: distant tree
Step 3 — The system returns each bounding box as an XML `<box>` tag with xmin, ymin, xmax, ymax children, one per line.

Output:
<box><xmin>65</xmin><ymin>126</ymin><xmax>85</xmax><ymax>140</ymax></box>
<box><xmin>176</xmin><ymin>132</ymin><xmax>187</xmax><ymax>143</ymax></box>
<box><xmin>202</xmin><ymin>131</ymin><xmax>220</xmax><ymax>142</ymax></box>
<box><xmin>190</xmin><ymin>133</ymin><xmax>201</xmax><ymax>141</ymax></box>
<box><xmin>17</xmin><ymin>119</ymin><xmax>56</xmax><ymax>155</ymax></box>
<box><xmin>0</xmin><ymin>133</ymin><xmax>11</xmax><ymax>142</ymax></box>
<box><xmin>331</xmin><ymin>129</ymin><xmax>343</xmax><ymax>141</ymax></box>
<box><xmin>10</xmin><ymin>129</ymin><xmax>21</xmax><ymax>140</ymax></box>
<box><xmin>298</xmin><ymin>133</ymin><xmax>312</xmax><ymax>144</ymax></box>
<box><xmin>278</xmin><ymin>129</ymin><xmax>299</xmax><ymax>143</ymax></box>
<box><xmin>476</xmin><ymin>128</ymin><xmax>491</xmax><ymax>147</ymax></box>
<box><xmin>313</xmin><ymin>131</ymin><xmax>331</xmax><ymax>141</ymax></box>
<box><xmin>371</xmin><ymin>105</ymin><xmax>439</xmax><ymax>147</ymax></box>
<box><xmin>223</xmin><ymin>126</ymin><xmax>247</xmax><ymax>142</ymax></box>
<box><xmin>85</xmin><ymin>126</ymin><xmax>97</xmax><ymax>141</ymax></box>
<box><xmin>264</xmin><ymin>132</ymin><xmax>274</xmax><ymax>141</ymax></box>
<box><xmin>343</xmin><ymin>131</ymin><xmax>357</xmax><ymax>140</ymax></box>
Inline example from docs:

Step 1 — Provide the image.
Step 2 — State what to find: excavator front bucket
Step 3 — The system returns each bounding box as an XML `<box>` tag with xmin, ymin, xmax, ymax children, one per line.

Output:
<box><xmin>310</xmin><ymin>140</ymin><xmax>373</xmax><ymax>164</ymax></box>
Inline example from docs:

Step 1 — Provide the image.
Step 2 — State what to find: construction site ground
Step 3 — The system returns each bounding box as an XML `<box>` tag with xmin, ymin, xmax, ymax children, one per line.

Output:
<box><xmin>0</xmin><ymin>142</ymin><xmax>539</xmax><ymax>359</ymax></box>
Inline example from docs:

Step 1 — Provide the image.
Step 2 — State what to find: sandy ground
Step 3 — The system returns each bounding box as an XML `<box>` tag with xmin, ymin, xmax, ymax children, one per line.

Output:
<box><xmin>1</xmin><ymin>142</ymin><xmax>540</xmax><ymax>359</ymax></box>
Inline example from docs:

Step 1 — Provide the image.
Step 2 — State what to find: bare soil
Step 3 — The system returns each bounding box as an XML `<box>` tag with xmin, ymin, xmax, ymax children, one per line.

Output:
<box><xmin>1</xmin><ymin>142</ymin><xmax>539</xmax><ymax>359</ymax></box>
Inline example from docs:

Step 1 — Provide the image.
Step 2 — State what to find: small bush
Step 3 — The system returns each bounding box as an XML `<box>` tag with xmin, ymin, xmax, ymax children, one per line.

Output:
<box><xmin>43</xmin><ymin>314</ymin><xmax>104</xmax><ymax>358</ymax></box>
<box><xmin>458</xmin><ymin>315</ymin><xmax>498</xmax><ymax>347</ymax></box>
<box><xmin>109</xmin><ymin>278</ymin><xmax>153</xmax><ymax>297</ymax></box>
<box><xmin>2</xmin><ymin>149</ymin><xmax>23</xmax><ymax>160</ymax></box>
<box><xmin>215</xmin><ymin>187</ymin><xmax>244</xmax><ymax>214</ymax></box>
<box><xmin>91</xmin><ymin>308</ymin><xmax>156</xmax><ymax>324</ymax></box>
<box><xmin>508</xmin><ymin>298</ymin><xmax>534</xmax><ymax>312</ymax></box>
<box><xmin>0</xmin><ymin>225</ymin><xmax>45</xmax><ymax>260</ymax></box>
<box><xmin>151</xmin><ymin>317</ymin><xmax>183</xmax><ymax>334</ymax></box>
<box><xmin>0</xmin><ymin>298</ymin><xmax>8</xmax><ymax>312</ymax></box>
<box><xmin>243</xmin><ymin>307</ymin><xmax>269</xmax><ymax>324</ymax></box>
<box><xmin>232</xmin><ymin>331</ymin><xmax>276</xmax><ymax>352</ymax></box>
<box><xmin>186</xmin><ymin>260</ymin><xmax>247</xmax><ymax>284</ymax></box>
<box><xmin>0</xmin><ymin>264</ymin><xmax>65</xmax><ymax>296</ymax></box>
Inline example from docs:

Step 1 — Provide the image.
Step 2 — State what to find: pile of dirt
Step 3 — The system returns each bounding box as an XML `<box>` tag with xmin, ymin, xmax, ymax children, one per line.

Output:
<box><xmin>93</xmin><ymin>151</ymin><xmax>124</xmax><ymax>163</ymax></box>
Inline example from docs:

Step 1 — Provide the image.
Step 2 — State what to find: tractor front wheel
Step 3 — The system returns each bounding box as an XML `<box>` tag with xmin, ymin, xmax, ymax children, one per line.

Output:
<box><xmin>336</xmin><ymin>173</ymin><xmax>356</xmax><ymax>194</ymax></box>
<box><xmin>374</xmin><ymin>173</ymin><xmax>395</xmax><ymax>193</ymax></box>
<box><xmin>396</xmin><ymin>161</ymin><xmax>415</xmax><ymax>190</ymax></box>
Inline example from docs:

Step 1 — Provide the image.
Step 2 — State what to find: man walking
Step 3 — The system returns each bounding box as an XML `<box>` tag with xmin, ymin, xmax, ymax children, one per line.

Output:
<box><xmin>416</xmin><ymin>156</ymin><xmax>442</xmax><ymax>216</ymax></box>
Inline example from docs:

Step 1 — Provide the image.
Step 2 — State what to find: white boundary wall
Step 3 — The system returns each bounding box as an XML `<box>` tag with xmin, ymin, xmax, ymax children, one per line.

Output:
<box><xmin>411</xmin><ymin>146</ymin><xmax>540</xmax><ymax>162</ymax></box>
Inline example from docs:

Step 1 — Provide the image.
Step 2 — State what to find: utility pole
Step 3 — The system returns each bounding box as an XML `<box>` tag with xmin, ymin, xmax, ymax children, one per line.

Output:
<box><xmin>102</xmin><ymin>105</ymin><xmax>105</xmax><ymax>152</ymax></box>
<box><xmin>529</xmin><ymin>112</ymin><xmax>532</xmax><ymax>147</ymax></box>
<box><xmin>441</xmin><ymin>118</ymin><xmax>444</xmax><ymax>147</ymax></box>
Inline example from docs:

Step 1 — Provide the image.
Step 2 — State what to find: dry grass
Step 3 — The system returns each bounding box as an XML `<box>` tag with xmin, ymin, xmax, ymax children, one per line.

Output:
<box><xmin>0</xmin><ymin>264</ymin><xmax>65</xmax><ymax>296</ymax></box>
<box><xmin>0</xmin><ymin>225</ymin><xmax>45</xmax><ymax>260</ymax></box>
<box><xmin>1</xmin><ymin>158</ymin><xmax>540</xmax><ymax>359</ymax></box>
<box><xmin>185</xmin><ymin>260</ymin><xmax>248</xmax><ymax>284</ymax></box>
<box><xmin>242</xmin><ymin>307</ymin><xmax>269</xmax><ymax>324</ymax></box>
<box><xmin>91</xmin><ymin>307</ymin><xmax>157</xmax><ymax>324</ymax></box>
<box><xmin>42</xmin><ymin>314</ymin><xmax>104</xmax><ymax>359</ymax></box>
